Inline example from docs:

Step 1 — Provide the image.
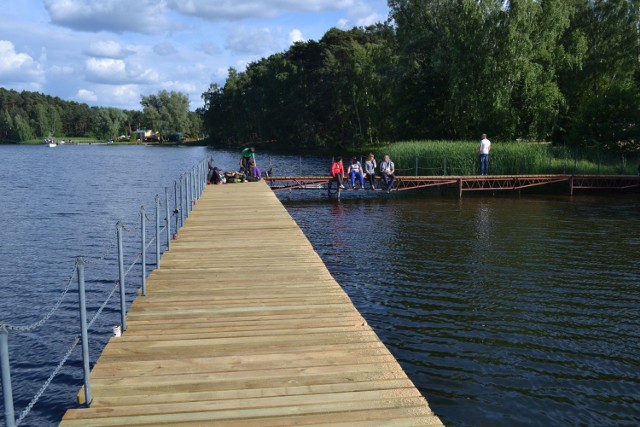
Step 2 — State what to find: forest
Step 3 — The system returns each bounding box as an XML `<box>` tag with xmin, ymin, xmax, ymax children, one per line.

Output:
<box><xmin>0</xmin><ymin>88</ymin><xmax>203</xmax><ymax>143</ymax></box>
<box><xmin>201</xmin><ymin>0</ymin><xmax>640</xmax><ymax>154</ymax></box>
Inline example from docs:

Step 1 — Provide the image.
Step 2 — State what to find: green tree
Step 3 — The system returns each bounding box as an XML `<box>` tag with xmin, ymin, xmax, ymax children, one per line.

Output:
<box><xmin>92</xmin><ymin>107</ymin><xmax>128</xmax><ymax>140</ymax></box>
<box><xmin>140</xmin><ymin>90</ymin><xmax>191</xmax><ymax>139</ymax></box>
<box><xmin>14</xmin><ymin>114</ymin><xmax>34</xmax><ymax>141</ymax></box>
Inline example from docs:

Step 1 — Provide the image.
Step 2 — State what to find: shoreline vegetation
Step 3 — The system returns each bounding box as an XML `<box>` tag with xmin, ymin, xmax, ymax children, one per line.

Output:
<box><xmin>10</xmin><ymin>137</ymin><xmax>637</xmax><ymax>176</ymax></box>
<box><xmin>361</xmin><ymin>141</ymin><xmax>640</xmax><ymax>176</ymax></box>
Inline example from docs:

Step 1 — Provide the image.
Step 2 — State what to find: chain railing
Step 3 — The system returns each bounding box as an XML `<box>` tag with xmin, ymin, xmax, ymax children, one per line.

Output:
<box><xmin>0</xmin><ymin>158</ymin><xmax>208</xmax><ymax>427</ymax></box>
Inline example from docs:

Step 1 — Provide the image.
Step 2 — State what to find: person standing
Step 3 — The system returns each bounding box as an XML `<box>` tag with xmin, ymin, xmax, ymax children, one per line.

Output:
<box><xmin>365</xmin><ymin>153</ymin><xmax>377</xmax><ymax>189</ymax></box>
<box><xmin>240</xmin><ymin>146</ymin><xmax>256</xmax><ymax>174</ymax></box>
<box><xmin>379</xmin><ymin>155</ymin><xmax>395</xmax><ymax>192</ymax></box>
<box><xmin>331</xmin><ymin>156</ymin><xmax>345</xmax><ymax>189</ymax></box>
<box><xmin>479</xmin><ymin>134</ymin><xmax>491</xmax><ymax>176</ymax></box>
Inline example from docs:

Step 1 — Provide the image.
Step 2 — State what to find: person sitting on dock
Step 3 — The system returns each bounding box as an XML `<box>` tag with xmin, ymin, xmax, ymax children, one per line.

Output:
<box><xmin>248</xmin><ymin>159</ymin><xmax>262</xmax><ymax>181</ymax></box>
<box><xmin>331</xmin><ymin>156</ymin><xmax>345</xmax><ymax>189</ymax></box>
<box><xmin>348</xmin><ymin>156</ymin><xmax>365</xmax><ymax>189</ymax></box>
<box><xmin>379</xmin><ymin>155</ymin><xmax>395</xmax><ymax>192</ymax></box>
<box><xmin>365</xmin><ymin>153</ymin><xmax>377</xmax><ymax>189</ymax></box>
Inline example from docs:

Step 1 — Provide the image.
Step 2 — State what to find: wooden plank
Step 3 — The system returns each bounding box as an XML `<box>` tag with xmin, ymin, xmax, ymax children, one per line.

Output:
<box><xmin>61</xmin><ymin>181</ymin><xmax>443</xmax><ymax>426</ymax></box>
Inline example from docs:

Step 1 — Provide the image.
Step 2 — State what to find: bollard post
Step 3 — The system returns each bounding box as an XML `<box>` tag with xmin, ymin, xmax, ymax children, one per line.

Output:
<box><xmin>76</xmin><ymin>257</ymin><xmax>92</xmax><ymax>406</ymax></box>
<box><xmin>1</xmin><ymin>327</ymin><xmax>16</xmax><ymax>427</ymax></box>
<box><xmin>155</xmin><ymin>195</ymin><xmax>161</xmax><ymax>268</ymax></box>
<box><xmin>140</xmin><ymin>206</ymin><xmax>147</xmax><ymax>297</ymax></box>
<box><xmin>116</xmin><ymin>222</ymin><xmax>127</xmax><ymax>331</ymax></box>
<box><xmin>165</xmin><ymin>187</ymin><xmax>171</xmax><ymax>251</ymax></box>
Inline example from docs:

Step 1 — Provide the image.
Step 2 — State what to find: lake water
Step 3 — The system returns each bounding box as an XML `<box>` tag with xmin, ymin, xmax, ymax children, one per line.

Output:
<box><xmin>1</xmin><ymin>145</ymin><xmax>639</xmax><ymax>426</ymax></box>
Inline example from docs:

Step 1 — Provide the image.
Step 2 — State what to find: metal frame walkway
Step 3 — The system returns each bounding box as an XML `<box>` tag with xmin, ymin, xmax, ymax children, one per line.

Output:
<box><xmin>61</xmin><ymin>182</ymin><xmax>443</xmax><ymax>426</ymax></box>
<box><xmin>265</xmin><ymin>175</ymin><xmax>640</xmax><ymax>197</ymax></box>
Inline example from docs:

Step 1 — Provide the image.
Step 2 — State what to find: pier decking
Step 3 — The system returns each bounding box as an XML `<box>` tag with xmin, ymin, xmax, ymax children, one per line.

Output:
<box><xmin>61</xmin><ymin>182</ymin><xmax>443</xmax><ymax>426</ymax></box>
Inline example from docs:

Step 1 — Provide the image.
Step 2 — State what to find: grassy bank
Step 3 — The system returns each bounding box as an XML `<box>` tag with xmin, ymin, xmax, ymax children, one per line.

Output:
<box><xmin>355</xmin><ymin>140</ymin><xmax>640</xmax><ymax>176</ymax></box>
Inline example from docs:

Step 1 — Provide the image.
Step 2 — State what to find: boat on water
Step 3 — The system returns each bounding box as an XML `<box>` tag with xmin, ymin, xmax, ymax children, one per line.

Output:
<box><xmin>45</xmin><ymin>134</ymin><xmax>57</xmax><ymax>147</ymax></box>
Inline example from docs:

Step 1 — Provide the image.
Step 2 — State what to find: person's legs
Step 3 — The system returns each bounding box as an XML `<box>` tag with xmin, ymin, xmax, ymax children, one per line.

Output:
<box><xmin>479</xmin><ymin>154</ymin><xmax>489</xmax><ymax>175</ymax></box>
<box><xmin>381</xmin><ymin>172</ymin><xmax>389</xmax><ymax>188</ymax></box>
<box><xmin>357</xmin><ymin>172</ymin><xmax>364</xmax><ymax>188</ymax></box>
<box><xmin>334</xmin><ymin>173</ymin><xmax>344</xmax><ymax>188</ymax></box>
<box><xmin>387</xmin><ymin>173</ymin><xmax>395</xmax><ymax>191</ymax></box>
<box><xmin>367</xmin><ymin>172</ymin><xmax>375</xmax><ymax>189</ymax></box>
<box><xmin>349</xmin><ymin>170</ymin><xmax>356</xmax><ymax>187</ymax></box>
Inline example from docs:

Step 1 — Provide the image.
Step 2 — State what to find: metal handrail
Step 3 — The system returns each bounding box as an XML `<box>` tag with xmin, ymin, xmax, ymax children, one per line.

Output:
<box><xmin>0</xmin><ymin>158</ymin><xmax>208</xmax><ymax>427</ymax></box>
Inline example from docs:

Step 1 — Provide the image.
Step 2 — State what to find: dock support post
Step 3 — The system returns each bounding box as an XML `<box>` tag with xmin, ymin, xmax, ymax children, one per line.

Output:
<box><xmin>173</xmin><ymin>180</ymin><xmax>179</xmax><ymax>239</ymax></box>
<box><xmin>415</xmin><ymin>157</ymin><xmax>418</xmax><ymax>176</ymax></box>
<box><xmin>458</xmin><ymin>178</ymin><xmax>463</xmax><ymax>198</ymax></box>
<box><xmin>76</xmin><ymin>257</ymin><xmax>92</xmax><ymax>406</ymax></box>
<box><xmin>141</xmin><ymin>206</ymin><xmax>147</xmax><ymax>297</ymax></box>
<box><xmin>0</xmin><ymin>327</ymin><xmax>15</xmax><ymax>427</ymax></box>
<box><xmin>165</xmin><ymin>186</ymin><xmax>171</xmax><ymax>250</ymax></box>
<box><xmin>117</xmin><ymin>222</ymin><xmax>127</xmax><ymax>331</ymax></box>
<box><xmin>570</xmin><ymin>175</ymin><xmax>574</xmax><ymax>196</ymax></box>
<box><xmin>155</xmin><ymin>195</ymin><xmax>161</xmax><ymax>269</ymax></box>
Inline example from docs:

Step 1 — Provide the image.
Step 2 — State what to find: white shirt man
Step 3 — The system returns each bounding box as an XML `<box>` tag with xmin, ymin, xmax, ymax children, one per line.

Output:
<box><xmin>479</xmin><ymin>134</ymin><xmax>491</xmax><ymax>175</ymax></box>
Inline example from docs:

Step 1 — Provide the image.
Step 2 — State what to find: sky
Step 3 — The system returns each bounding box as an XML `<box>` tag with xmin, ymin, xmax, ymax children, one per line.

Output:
<box><xmin>0</xmin><ymin>0</ymin><xmax>389</xmax><ymax>111</ymax></box>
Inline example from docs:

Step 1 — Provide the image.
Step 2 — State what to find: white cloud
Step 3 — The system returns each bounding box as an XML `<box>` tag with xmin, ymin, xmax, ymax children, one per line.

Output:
<box><xmin>169</xmin><ymin>0</ymin><xmax>356</xmax><ymax>21</ymax></box>
<box><xmin>201</xmin><ymin>42</ymin><xmax>221</xmax><ymax>56</ymax></box>
<box><xmin>85</xmin><ymin>40</ymin><xmax>134</xmax><ymax>58</ymax></box>
<box><xmin>76</xmin><ymin>88</ymin><xmax>97</xmax><ymax>102</ymax></box>
<box><xmin>153</xmin><ymin>42</ymin><xmax>178</xmax><ymax>56</ymax></box>
<box><xmin>288</xmin><ymin>29</ymin><xmax>304</xmax><ymax>45</ymax></box>
<box><xmin>44</xmin><ymin>0</ymin><xmax>171</xmax><ymax>34</ymax></box>
<box><xmin>337</xmin><ymin>18</ymin><xmax>350</xmax><ymax>30</ymax></box>
<box><xmin>161</xmin><ymin>81</ymin><xmax>197</xmax><ymax>93</ymax></box>
<box><xmin>346</xmin><ymin>0</ymin><xmax>385</xmax><ymax>27</ymax></box>
<box><xmin>50</xmin><ymin>65</ymin><xmax>75</xmax><ymax>75</ymax></box>
<box><xmin>85</xmin><ymin>58</ymin><xmax>160</xmax><ymax>84</ymax></box>
<box><xmin>226</xmin><ymin>26</ymin><xmax>281</xmax><ymax>55</ymax></box>
<box><xmin>0</xmin><ymin>40</ymin><xmax>45</xmax><ymax>83</ymax></box>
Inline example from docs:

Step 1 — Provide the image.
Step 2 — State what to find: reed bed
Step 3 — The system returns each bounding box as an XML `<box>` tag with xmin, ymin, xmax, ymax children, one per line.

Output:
<box><xmin>362</xmin><ymin>140</ymin><xmax>639</xmax><ymax>176</ymax></box>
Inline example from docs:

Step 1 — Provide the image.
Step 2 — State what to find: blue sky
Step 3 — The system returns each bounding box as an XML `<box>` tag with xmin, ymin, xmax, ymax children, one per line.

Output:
<box><xmin>0</xmin><ymin>0</ymin><xmax>389</xmax><ymax>111</ymax></box>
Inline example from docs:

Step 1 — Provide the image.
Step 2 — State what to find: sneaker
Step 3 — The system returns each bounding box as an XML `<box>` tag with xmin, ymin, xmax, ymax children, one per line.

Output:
<box><xmin>339</xmin><ymin>184</ymin><xmax>345</xmax><ymax>189</ymax></box>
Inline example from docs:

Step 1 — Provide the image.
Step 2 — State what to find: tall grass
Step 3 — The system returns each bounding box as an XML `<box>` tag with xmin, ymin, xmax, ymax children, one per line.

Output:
<box><xmin>363</xmin><ymin>140</ymin><xmax>640</xmax><ymax>176</ymax></box>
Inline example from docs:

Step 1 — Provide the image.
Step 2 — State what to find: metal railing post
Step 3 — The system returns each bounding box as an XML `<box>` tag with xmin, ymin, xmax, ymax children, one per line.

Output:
<box><xmin>443</xmin><ymin>157</ymin><xmax>447</xmax><ymax>176</ymax></box>
<box><xmin>155</xmin><ymin>195</ymin><xmax>160</xmax><ymax>268</ymax></box>
<box><xmin>76</xmin><ymin>257</ymin><xmax>92</xmax><ymax>406</ymax></box>
<box><xmin>165</xmin><ymin>186</ymin><xmax>171</xmax><ymax>250</ymax></box>
<box><xmin>415</xmin><ymin>157</ymin><xmax>418</xmax><ymax>176</ymax></box>
<box><xmin>1</xmin><ymin>327</ymin><xmax>16</xmax><ymax>427</ymax></box>
<box><xmin>140</xmin><ymin>206</ymin><xmax>147</xmax><ymax>297</ymax></box>
<box><xmin>179</xmin><ymin>175</ymin><xmax>184</xmax><ymax>227</ymax></box>
<box><xmin>116</xmin><ymin>222</ymin><xmax>127</xmax><ymax>331</ymax></box>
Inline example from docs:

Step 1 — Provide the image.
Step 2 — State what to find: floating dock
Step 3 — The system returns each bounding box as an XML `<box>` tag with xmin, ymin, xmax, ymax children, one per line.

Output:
<box><xmin>61</xmin><ymin>182</ymin><xmax>443</xmax><ymax>426</ymax></box>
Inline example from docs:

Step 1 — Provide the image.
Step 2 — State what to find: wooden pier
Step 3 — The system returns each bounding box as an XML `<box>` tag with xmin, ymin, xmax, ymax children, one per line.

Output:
<box><xmin>61</xmin><ymin>182</ymin><xmax>443</xmax><ymax>426</ymax></box>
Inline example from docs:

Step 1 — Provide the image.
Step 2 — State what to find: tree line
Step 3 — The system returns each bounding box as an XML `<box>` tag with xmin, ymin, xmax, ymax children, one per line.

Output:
<box><xmin>201</xmin><ymin>0</ymin><xmax>640</xmax><ymax>154</ymax></box>
<box><xmin>0</xmin><ymin>88</ymin><xmax>203</xmax><ymax>143</ymax></box>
